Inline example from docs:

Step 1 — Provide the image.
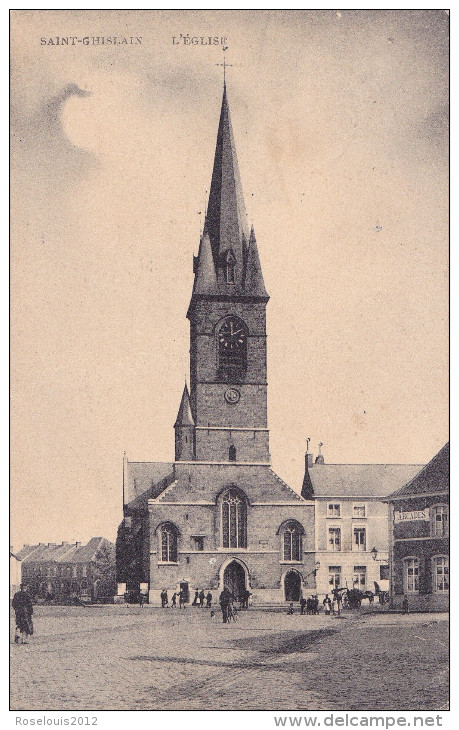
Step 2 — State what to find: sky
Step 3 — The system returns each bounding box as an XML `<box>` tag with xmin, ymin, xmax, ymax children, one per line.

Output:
<box><xmin>10</xmin><ymin>9</ymin><xmax>449</xmax><ymax>549</ymax></box>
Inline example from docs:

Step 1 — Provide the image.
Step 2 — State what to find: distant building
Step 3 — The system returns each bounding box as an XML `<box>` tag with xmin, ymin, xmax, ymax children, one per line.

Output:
<box><xmin>10</xmin><ymin>548</ymin><xmax>21</xmax><ymax>599</ymax></box>
<box><xmin>385</xmin><ymin>443</ymin><xmax>449</xmax><ymax>611</ymax></box>
<box><xmin>302</xmin><ymin>449</ymin><xmax>421</xmax><ymax>599</ymax></box>
<box><xmin>17</xmin><ymin>537</ymin><xmax>116</xmax><ymax>604</ymax></box>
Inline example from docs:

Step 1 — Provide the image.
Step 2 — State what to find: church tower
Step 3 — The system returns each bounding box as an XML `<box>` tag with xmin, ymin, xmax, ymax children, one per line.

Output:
<box><xmin>120</xmin><ymin>79</ymin><xmax>316</xmax><ymax>607</ymax></box>
<box><xmin>179</xmin><ymin>84</ymin><xmax>270</xmax><ymax>464</ymax></box>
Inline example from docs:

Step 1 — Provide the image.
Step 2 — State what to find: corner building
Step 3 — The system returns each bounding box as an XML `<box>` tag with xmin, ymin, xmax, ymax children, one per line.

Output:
<box><xmin>117</xmin><ymin>84</ymin><xmax>316</xmax><ymax>605</ymax></box>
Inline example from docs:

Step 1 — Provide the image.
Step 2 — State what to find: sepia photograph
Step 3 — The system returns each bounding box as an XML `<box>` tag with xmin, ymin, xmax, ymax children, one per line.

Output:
<box><xmin>10</xmin><ymin>9</ymin><xmax>449</xmax><ymax>716</ymax></box>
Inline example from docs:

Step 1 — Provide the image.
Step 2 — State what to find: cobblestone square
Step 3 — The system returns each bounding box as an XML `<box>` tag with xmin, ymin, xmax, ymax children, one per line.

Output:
<box><xmin>10</xmin><ymin>606</ymin><xmax>449</xmax><ymax>711</ymax></box>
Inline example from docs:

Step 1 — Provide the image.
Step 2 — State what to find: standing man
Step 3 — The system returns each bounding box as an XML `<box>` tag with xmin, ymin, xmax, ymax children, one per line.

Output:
<box><xmin>300</xmin><ymin>596</ymin><xmax>307</xmax><ymax>615</ymax></box>
<box><xmin>219</xmin><ymin>587</ymin><xmax>232</xmax><ymax>623</ymax></box>
<box><xmin>199</xmin><ymin>589</ymin><xmax>205</xmax><ymax>607</ymax></box>
<box><xmin>12</xmin><ymin>584</ymin><xmax>34</xmax><ymax>645</ymax></box>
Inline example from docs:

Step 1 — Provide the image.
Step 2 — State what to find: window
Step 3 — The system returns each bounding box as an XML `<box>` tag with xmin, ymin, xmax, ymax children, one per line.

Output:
<box><xmin>431</xmin><ymin>505</ymin><xmax>448</xmax><ymax>537</ymax></box>
<box><xmin>229</xmin><ymin>445</ymin><xmax>236</xmax><ymax>461</ymax></box>
<box><xmin>283</xmin><ymin>522</ymin><xmax>302</xmax><ymax>561</ymax></box>
<box><xmin>353</xmin><ymin>566</ymin><xmax>366</xmax><ymax>589</ymax></box>
<box><xmin>226</xmin><ymin>254</ymin><xmax>236</xmax><ymax>284</ymax></box>
<box><xmin>353</xmin><ymin>504</ymin><xmax>366</xmax><ymax>518</ymax></box>
<box><xmin>81</xmin><ymin>565</ymin><xmax>87</xmax><ymax>577</ymax></box>
<box><xmin>379</xmin><ymin>564</ymin><xmax>389</xmax><ymax>581</ymax></box>
<box><xmin>328</xmin><ymin>527</ymin><xmax>341</xmax><ymax>551</ymax></box>
<box><xmin>432</xmin><ymin>556</ymin><xmax>448</xmax><ymax>593</ymax></box>
<box><xmin>72</xmin><ymin>566</ymin><xmax>77</xmax><ymax>578</ymax></box>
<box><xmin>353</xmin><ymin>528</ymin><xmax>366</xmax><ymax>551</ymax></box>
<box><xmin>404</xmin><ymin>558</ymin><xmax>419</xmax><ymax>594</ymax></box>
<box><xmin>329</xmin><ymin>566</ymin><xmax>341</xmax><ymax>589</ymax></box>
<box><xmin>328</xmin><ymin>503</ymin><xmax>341</xmax><ymax>518</ymax></box>
<box><xmin>192</xmin><ymin>536</ymin><xmax>204</xmax><ymax>551</ymax></box>
<box><xmin>222</xmin><ymin>489</ymin><xmax>247</xmax><ymax>548</ymax></box>
<box><xmin>161</xmin><ymin>523</ymin><xmax>178</xmax><ymax>562</ymax></box>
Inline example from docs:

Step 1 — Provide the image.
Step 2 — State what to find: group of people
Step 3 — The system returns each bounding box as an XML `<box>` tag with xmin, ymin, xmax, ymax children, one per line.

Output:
<box><xmin>191</xmin><ymin>589</ymin><xmax>213</xmax><ymax>608</ymax></box>
<box><xmin>299</xmin><ymin>595</ymin><xmax>320</xmax><ymax>615</ymax></box>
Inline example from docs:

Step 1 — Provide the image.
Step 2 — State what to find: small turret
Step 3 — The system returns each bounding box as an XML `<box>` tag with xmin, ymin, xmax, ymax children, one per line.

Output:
<box><xmin>174</xmin><ymin>384</ymin><xmax>195</xmax><ymax>461</ymax></box>
<box><xmin>301</xmin><ymin>438</ymin><xmax>314</xmax><ymax>499</ymax></box>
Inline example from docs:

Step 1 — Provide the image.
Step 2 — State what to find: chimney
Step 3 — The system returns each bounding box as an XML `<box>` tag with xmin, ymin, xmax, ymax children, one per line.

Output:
<box><xmin>61</xmin><ymin>541</ymin><xmax>69</xmax><ymax>546</ymax></box>
<box><xmin>315</xmin><ymin>442</ymin><xmax>325</xmax><ymax>465</ymax></box>
<box><xmin>75</xmin><ymin>542</ymin><xmax>81</xmax><ymax>548</ymax></box>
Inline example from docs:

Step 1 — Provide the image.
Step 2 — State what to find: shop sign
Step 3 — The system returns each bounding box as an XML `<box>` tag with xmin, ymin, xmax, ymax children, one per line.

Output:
<box><xmin>394</xmin><ymin>509</ymin><xmax>429</xmax><ymax>523</ymax></box>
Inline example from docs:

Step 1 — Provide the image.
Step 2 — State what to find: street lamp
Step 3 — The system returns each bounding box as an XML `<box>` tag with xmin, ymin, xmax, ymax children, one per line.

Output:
<box><xmin>371</xmin><ymin>547</ymin><xmax>388</xmax><ymax>562</ymax></box>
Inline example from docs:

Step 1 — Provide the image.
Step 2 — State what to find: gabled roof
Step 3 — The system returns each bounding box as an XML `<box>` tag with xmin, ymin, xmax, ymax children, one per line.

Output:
<box><xmin>18</xmin><ymin>537</ymin><xmax>113</xmax><ymax>564</ymax></box>
<box><xmin>385</xmin><ymin>443</ymin><xmax>449</xmax><ymax>501</ymax></box>
<box><xmin>309</xmin><ymin>464</ymin><xmax>423</xmax><ymax>498</ymax></box>
<box><xmin>124</xmin><ymin>461</ymin><xmax>174</xmax><ymax>508</ymax></box>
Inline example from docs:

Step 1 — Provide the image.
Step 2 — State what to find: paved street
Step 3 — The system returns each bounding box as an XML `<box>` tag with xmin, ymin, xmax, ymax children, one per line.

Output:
<box><xmin>10</xmin><ymin>606</ymin><xmax>448</xmax><ymax>711</ymax></box>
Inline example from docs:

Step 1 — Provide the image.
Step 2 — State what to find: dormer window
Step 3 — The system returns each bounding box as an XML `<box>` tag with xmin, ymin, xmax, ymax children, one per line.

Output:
<box><xmin>225</xmin><ymin>250</ymin><xmax>236</xmax><ymax>284</ymax></box>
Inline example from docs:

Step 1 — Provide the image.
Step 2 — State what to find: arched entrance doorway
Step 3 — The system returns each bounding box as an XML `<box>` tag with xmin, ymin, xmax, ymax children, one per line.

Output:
<box><xmin>223</xmin><ymin>560</ymin><xmax>246</xmax><ymax>600</ymax></box>
<box><xmin>284</xmin><ymin>570</ymin><xmax>302</xmax><ymax>602</ymax></box>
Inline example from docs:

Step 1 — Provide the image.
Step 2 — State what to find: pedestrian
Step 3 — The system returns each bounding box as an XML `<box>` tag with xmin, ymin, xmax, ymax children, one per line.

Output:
<box><xmin>171</xmin><ymin>592</ymin><xmax>177</xmax><ymax>607</ymax></box>
<box><xmin>323</xmin><ymin>594</ymin><xmax>332</xmax><ymax>616</ymax></box>
<box><xmin>192</xmin><ymin>590</ymin><xmax>199</xmax><ymax>606</ymax></box>
<box><xmin>199</xmin><ymin>589</ymin><xmax>205</xmax><ymax>607</ymax></box>
<box><xmin>12</xmin><ymin>584</ymin><xmax>34</xmax><ymax>645</ymax></box>
<box><xmin>219</xmin><ymin>587</ymin><xmax>232</xmax><ymax>623</ymax></box>
<box><xmin>402</xmin><ymin>594</ymin><xmax>409</xmax><ymax>614</ymax></box>
<box><xmin>313</xmin><ymin>595</ymin><xmax>319</xmax><ymax>614</ymax></box>
<box><xmin>206</xmin><ymin>591</ymin><xmax>212</xmax><ymax>608</ymax></box>
<box><xmin>139</xmin><ymin>592</ymin><xmax>145</xmax><ymax>607</ymax></box>
<box><xmin>300</xmin><ymin>596</ymin><xmax>307</xmax><ymax>615</ymax></box>
<box><xmin>179</xmin><ymin>590</ymin><xmax>186</xmax><ymax>609</ymax></box>
<box><xmin>287</xmin><ymin>602</ymin><xmax>294</xmax><ymax>615</ymax></box>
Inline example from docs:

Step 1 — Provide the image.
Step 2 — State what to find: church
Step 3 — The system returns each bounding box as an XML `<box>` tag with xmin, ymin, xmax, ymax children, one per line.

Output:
<box><xmin>116</xmin><ymin>82</ymin><xmax>317</xmax><ymax>605</ymax></box>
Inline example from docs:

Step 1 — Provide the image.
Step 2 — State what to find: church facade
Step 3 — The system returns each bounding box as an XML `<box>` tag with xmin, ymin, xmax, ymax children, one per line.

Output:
<box><xmin>117</xmin><ymin>84</ymin><xmax>316</xmax><ymax>605</ymax></box>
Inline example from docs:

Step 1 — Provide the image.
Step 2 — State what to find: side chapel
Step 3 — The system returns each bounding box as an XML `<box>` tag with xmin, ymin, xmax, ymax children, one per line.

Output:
<box><xmin>116</xmin><ymin>82</ymin><xmax>316</xmax><ymax>604</ymax></box>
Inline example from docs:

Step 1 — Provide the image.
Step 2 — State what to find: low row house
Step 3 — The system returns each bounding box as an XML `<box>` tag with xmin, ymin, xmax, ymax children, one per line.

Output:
<box><xmin>16</xmin><ymin>537</ymin><xmax>116</xmax><ymax>604</ymax></box>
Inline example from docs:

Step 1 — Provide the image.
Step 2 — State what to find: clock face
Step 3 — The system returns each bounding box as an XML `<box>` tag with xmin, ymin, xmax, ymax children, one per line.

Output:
<box><xmin>219</xmin><ymin>318</ymin><xmax>247</xmax><ymax>352</ymax></box>
<box><xmin>225</xmin><ymin>387</ymin><xmax>240</xmax><ymax>404</ymax></box>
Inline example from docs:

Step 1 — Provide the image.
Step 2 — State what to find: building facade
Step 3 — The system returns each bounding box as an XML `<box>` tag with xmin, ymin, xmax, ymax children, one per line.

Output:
<box><xmin>117</xmin><ymin>84</ymin><xmax>316</xmax><ymax>605</ymax></box>
<box><xmin>302</xmin><ymin>452</ymin><xmax>421</xmax><ymax>599</ymax></box>
<box><xmin>16</xmin><ymin>538</ymin><xmax>116</xmax><ymax>604</ymax></box>
<box><xmin>385</xmin><ymin>443</ymin><xmax>449</xmax><ymax>611</ymax></box>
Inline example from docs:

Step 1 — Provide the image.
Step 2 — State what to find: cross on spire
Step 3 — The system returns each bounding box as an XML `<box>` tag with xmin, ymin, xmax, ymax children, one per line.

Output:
<box><xmin>216</xmin><ymin>52</ymin><xmax>233</xmax><ymax>86</ymax></box>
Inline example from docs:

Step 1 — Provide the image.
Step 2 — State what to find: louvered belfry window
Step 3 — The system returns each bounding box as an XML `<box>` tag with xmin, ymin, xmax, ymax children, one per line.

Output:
<box><xmin>222</xmin><ymin>490</ymin><xmax>247</xmax><ymax>548</ymax></box>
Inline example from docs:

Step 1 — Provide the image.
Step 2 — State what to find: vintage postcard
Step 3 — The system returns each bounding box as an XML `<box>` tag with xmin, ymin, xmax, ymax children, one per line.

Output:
<box><xmin>10</xmin><ymin>9</ymin><xmax>449</xmax><ymax>718</ymax></box>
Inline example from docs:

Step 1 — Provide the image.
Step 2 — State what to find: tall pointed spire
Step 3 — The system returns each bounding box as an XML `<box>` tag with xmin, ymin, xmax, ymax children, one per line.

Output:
<box><xmin>174</xmin><ymin>383</ymin><xmax>195</xmax><ymax>427</ymax></box>
<box><xmin>206</xmin><ymin>85</ymin><xmax>250</xmax><ymax>283</ymax></box>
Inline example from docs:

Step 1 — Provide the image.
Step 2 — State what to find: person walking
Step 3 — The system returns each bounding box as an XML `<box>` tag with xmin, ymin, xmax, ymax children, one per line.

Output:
<box><xmin>199</xmin><ymin>589</ymin><xmax>205</xmax><ymax>607</ymax></box>
<box><xmin>12</xmin><ymin>584</ymin><xmax>34</xmax><ymax>645</ymax></box>
<box><xmin>300</xmin><ymin>596</ymin><xmax>307</xmax><ymax>615</ymax></box>
<box><xmin>206</xmin><ymin>591</ymin><xmax>212</xmax><ymax>608</ymax></box>
<box><xmin>323</xmin><ymin>594</ymin><xmax>332</xmax><ymax>616</ymax></box>
<box><xmin>219</xmin><ymin>587</ymin><xmax>232</xmax><ymax>623</ymax></box>
<box><xmin>171</xmin><ymin>592</ymin><xmax>177</xmax><ymax>607</ymax></box>
<box><xmin>192</xmin><ymin>590</ymin><xmax>199</xmax><ymax>606</ymax></box>
<box><xmin>402</xmin><ymin>594</ymin><xmax>409</xmax><ymax>614</ymax></box>
<box><xmin>179</xmin><ymin>590</ymin><xmax>186</xmax><ymax>609</ymax></box>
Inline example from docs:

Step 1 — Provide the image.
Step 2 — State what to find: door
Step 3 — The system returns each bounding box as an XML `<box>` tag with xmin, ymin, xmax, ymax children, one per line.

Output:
<box><xmin>223</xmin><ymin>561</ymin><xmax>246</xmax><ymax>600</ymax></box>
<box><xmin>284</xmin><ymin>570</ymin><xmax>301</xmax><ymax>601</ymax></box>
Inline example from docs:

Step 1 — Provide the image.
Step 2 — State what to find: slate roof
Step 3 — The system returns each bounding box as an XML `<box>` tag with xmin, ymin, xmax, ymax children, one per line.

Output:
<box><xmin>17</xmin><ymin>537</ymin><xmax>111</xmax><ymax>564</ymax></box>
<box><xmin>124</xmin><ymin>461</ymin><xmax>174</xmax><ymax>508</ymax></box>
<box><xmin>308</xmin><ymin>464</ymin><xmax>423</xmax><ymax>498</ymax></box>
<box><xmin>385</xmin><ymin>443</ymin><xmax>449</xmax><ymax>501</ymax></box>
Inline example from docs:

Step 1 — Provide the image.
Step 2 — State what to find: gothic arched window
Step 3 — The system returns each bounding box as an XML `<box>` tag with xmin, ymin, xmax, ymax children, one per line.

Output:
<box><xmin>221</xmin><ymin>489</ymin><xmax>247</xmax><ymax>548</ymax></box>
<box><xmin>229</xmin><ymin>445</ymin><xmax>237</xmax><ymax>461</ymax></box>
<box><xmin>217</xmin><ymin>316</ymin><xmax>248</xmax><ymax>380</ymax></box>
<box><xmin>282</xmin><ymin>521</ymin><xmax>303</xmax><ymax>562</ymax></box>
<box><xmin>160</xmin><ymin>523</ymin><xmax>178</xmax><ymax>563</ymax></box>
